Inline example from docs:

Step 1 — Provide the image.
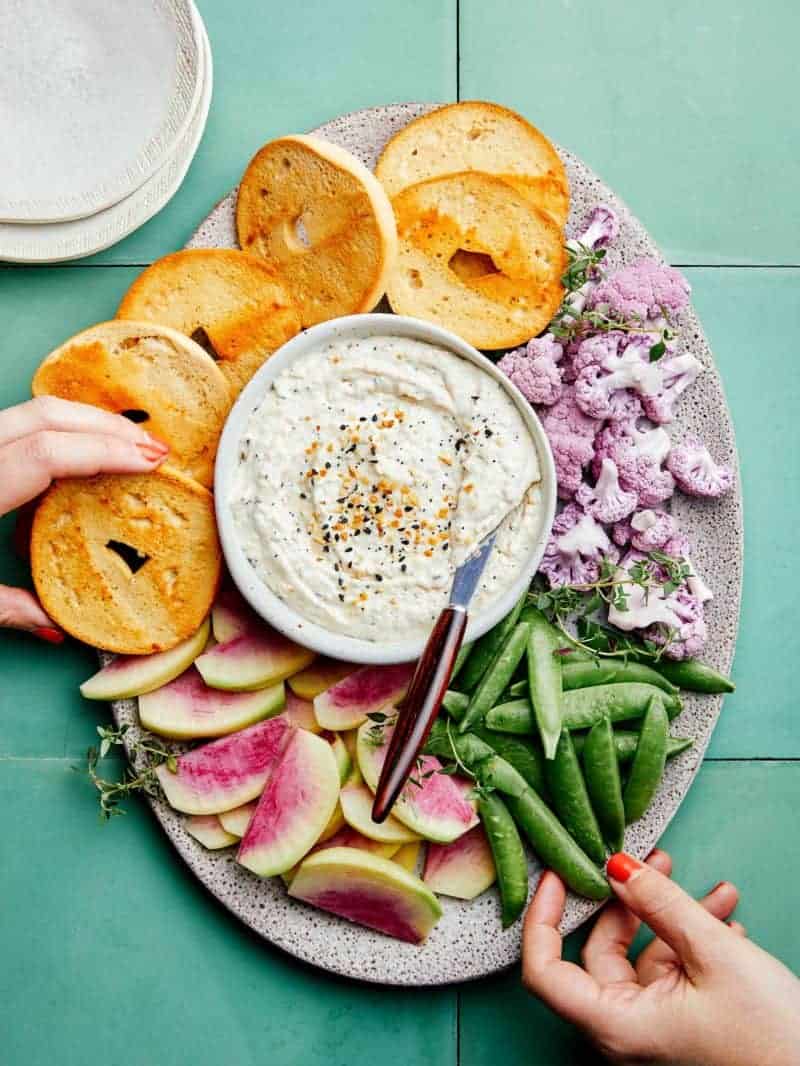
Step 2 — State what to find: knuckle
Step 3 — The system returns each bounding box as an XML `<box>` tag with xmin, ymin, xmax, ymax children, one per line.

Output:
<box><xmin>31</xmin><ymin>395</ymin><xmax>61</xmax><ymax>423</ymax></box>
<box><xmin>26</xmin><ymin>429</ymin><xmax>59</xmax><ymax>469</ymax></box>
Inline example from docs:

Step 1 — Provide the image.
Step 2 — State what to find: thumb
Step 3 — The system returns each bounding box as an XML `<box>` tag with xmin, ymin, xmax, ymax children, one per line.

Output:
<box><xmin>606</xmin><ymin>852</ymin><xmax>726</xmax><ymax>976</ymax></box>
<box><xmin>0</xmin><ymin>584</ymin><xmax>63</xmax><ymax>642</ymax></box>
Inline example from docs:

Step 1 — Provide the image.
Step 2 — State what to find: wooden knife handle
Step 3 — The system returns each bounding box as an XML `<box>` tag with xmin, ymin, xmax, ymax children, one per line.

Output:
<box><xmin>371</xmin><ymin>605</ymin><xmax>468</xmax><ymax>823</ymax></box>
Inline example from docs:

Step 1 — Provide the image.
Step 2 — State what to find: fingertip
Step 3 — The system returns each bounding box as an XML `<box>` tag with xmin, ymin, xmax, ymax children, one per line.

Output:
<box><xmin>646</xmin><ymin>849</ymin><xmax>673</xmax><ymax>876</ymax></box>
<box><xmin>136</xmin><ymin>441</ymin><xmax>169</xmax><ymax>464</ymax></box>
<box><xmin>527</xmin><ymin>870</ymin><xmax>567</xmax><ymax>927</ymax></box>
<box><xmin>728</xmin><ymin>920</ymin><xmax>747</xmax><ymax>937</ymax></box>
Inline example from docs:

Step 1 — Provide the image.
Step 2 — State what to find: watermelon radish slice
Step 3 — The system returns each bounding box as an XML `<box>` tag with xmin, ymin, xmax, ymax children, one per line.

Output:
<box><xmin>424</xmin><ymin>825</ymin><xmax>497</xmax><ymax>899</ymax></box>
<box><xmin>340</xmin><ymin>784</ymin><xmax>421</xmax><ymax>845</ymax></box>
<box><xmin>80</xmin><ymin>619</ymin><xmax>210</xmax><ymax>700</ymax></box>
<box><xmin>237</xmin><ymin>729</ymin><xmax>340</xmax><ymax>877</ymax></box>
<box><xmin>289</xmin><ymin>847</ymin><xmax>443</xmax><ymax>944</ymax></box>
<box><xmin>218</xmin><ymin>801</ymin><xmax>258</xmax><ymax>839</ymax></box>
<box><xmin>357</xmin><ymin>721</ymin><xmax>479</xmax><ymax>844</ymax></box>
<box><xmin>288</xmin><ymin>657</ymin><xmax>357</xmax><ymax>700</ymax></box>
<box><xmin>282</xmin><ymin>826</ymin><xmax>401</xmax><ymax>885</ymax></box>
<box><xmin>393</xmin><ymin>841</ymin><xmax>422</xmax><ymax>873</ymax></box>
<box><xmin>314</xmin><ymin>662</ymin><xmax>414</xmax><ymax>731</ymax></box>
<box><xmin>156</xmin><ymin>716</ymin><xmax>292</xmax><ymax>815</ymax></box>
<box><xmin>138</xmin><ymin>667</ymin><xmax>285</xmax><ymax>739</ymax></box>
<box><xmin>195</xmin><ymin>625</ymin><xmax>315</xmax><ymax>692</ymax></box>
<box><xmin>211</xmin><ymin>584</ymin><xmax>259</xmax><ymax>643</ymax></box>
<box><xmin>184</xmin><ymin>814</ymin><xmax>238</xmax><ymax>850</ymax></box>
<box><xmin>326</xmin><ymin>733</ymin><xmax>352</xmax><ymax>784</ymax></box>
<box><xmin>281</xmin><ymin>690</ymin><xmax>321</xmax><ymax>733</ymax></box>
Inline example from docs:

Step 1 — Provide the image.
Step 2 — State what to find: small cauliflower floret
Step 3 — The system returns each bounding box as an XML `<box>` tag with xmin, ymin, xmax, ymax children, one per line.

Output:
<box><xmin>641</xmin><ymin>353</ymin><xmax>703</xmax><ymax>424</ymax></box>
<box><xmin>589</xmin><ymin>257</ymin><xmax>691</xmax><ymax>323</ymax></box>
<box><xmin>643</xmin><ymin>588</ymin><xmax>709</xmax><ymax>661</ymax></box>
<box><xmin>574</xmin><ymin>337</ymin><xmax>663</xmax><ymax>420</ymax></box>
<box><xmin>539</xmin><ymin>502</ymin><xmax>618</xmax><ymax>587</ymax></box>
<box><xmin>541</xmin><ymin>388</ymin><xmax>601</xmax><ymax>500</ymax></box>
<box><xmin>666</xmin><ymin>434</ymin><xmax>734</xmax><ymax>498</ymax></box>
<box><xmin>575</xmin><ymin>458</ymin><xmax>637</xmax><ymax>524</ymax></box>
<box><xmin>567</xmin><ymin>204</ymin><xmax>620</xmax><ymax>252</ymax></box>
<box><xmin>498</xmin><ymin>334</ymin><xmax>564</xmax><ymax>406</ymax></box>
<box><xmin>612</xmin><ymin>514</ymin><xmax>714</xmax><ymax>606</ymax></box>
<box><xmin>628</xmin><ymin>508</ymin><xmax>679</xmax><ymax>551</ymax></box>
<box><xmin>594</xmin><ymin>421</ymin><xmax>674</xmax><ymax>509</ymax></box>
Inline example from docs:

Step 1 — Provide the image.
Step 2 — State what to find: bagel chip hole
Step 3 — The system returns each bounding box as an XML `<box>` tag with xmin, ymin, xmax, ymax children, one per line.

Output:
<box><xmin>106</xmin><ymin>539</ymin><xmax>150</xmax><ymax>575</ymax></box>
<box><xmin>190</xmin><ymin>327</ymin><xmax>220</xmax><ymax>361</ymax></box>
<box><xmin>284</xmin><ymin>215</ymin><xmax>313</xmax><ymax>254</ymax></box>
<box><xmin>449</xmin><ymin>249</ymin><xmax>501</xmax><ymax>283</ymax></box>
<box><xmin>120</xmin><ymin>409</ymin><xmax>149</xmax><ymax>424</ymax></box>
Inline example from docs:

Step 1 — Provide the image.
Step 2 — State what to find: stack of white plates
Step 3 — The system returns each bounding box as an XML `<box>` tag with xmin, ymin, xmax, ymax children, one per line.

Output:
<box><xmin>0</xmin><ymin>0</ymin><xmax>212</xmax><ymax>263</ymax></box>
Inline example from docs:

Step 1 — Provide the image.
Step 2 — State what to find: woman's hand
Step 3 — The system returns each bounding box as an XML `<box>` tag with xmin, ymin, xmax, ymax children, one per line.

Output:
<box><xmin>0</xmin><ymin>397</ymin><xmax>168</xmax><ymax>640</ymax></box>
<box><xmin>523</xmin><ymin>850</ymin><xmax>800</xmax><ymax>1065</ymax></box>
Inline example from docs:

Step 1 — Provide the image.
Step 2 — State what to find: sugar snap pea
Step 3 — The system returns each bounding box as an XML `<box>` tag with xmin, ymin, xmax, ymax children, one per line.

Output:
<box><xmin>582</xmin><ymin>718</ymin><xmax>625</xmax><ymax>852</ymax></box>
<box><xmin>652</xmin><ymin>658</ymin><xmax>735</xmax><ymax>694</ymax></box>
<box><xmin>484</xmin><ymin>698</ymin><xmax>533</xmax><ymax>734</ymax></box>
<box><xmin>486</xmin><ymin>683</ymin><xmax>680</xmax><ymax>734</ymax></box>
<box><xmin>458</xmin><ymin>591</ymin><xmax>527</xmax><ymax>692</ymax></box>
<box><xmin>623</xmin><ymin>696</ymin><xmax>669</xmax><ymax>823</ymax></box>
<box><xmin>525</xmin><ymin>608</ymin><xmax>563</xmax><ymax>759</ymax></box>
<box><xmin>505</xmin><ymin>790</ymin><xmax>610</xmax><ymax>900</ymax></box>
<box><xmin>450</xmin><ymin>641</ymin><xmax>474</xmax><ymax>685</ymax></box>
<box><xmin>459</xmin><ymin>620</ymin><xmax>532</xmax><ymax>733</ymax></box>
<box><xmin>442</xmin><ymin>689</ymin><xmax>469</xmax><ymax>718</ymax></box>
<box><xmin>543</xmin><ymin>730</ymin><xmax>607</xmax><ymax>864</ymax></box>
<box><xmin>424</xmin><ymin>720</ymin><xmax>529</xmax><ymax>797</ymax></box>
<box><xmin>509</xmin><ymin>660</ymin><xmax>679</xmax><ymax>698</ymax></box>
<box><xmin>471</xmin><ymin>725</ymin><xmax>549</xmax><ymax>800</ymax></box>
<box><xmin>572</xmin><ymin>730</ymin><xmax>693</xmax><ymax>764</ymax></box>
<box><xmin>477</xmin><ymin>792</ymin><xmax>529</xmax><ymax>928</ymax></box>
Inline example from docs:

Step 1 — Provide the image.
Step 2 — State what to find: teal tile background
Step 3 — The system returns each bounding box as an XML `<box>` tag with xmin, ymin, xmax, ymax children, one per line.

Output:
<box><xmin>2</xmin><ymin>2</ymin><xmax>798</xmax><ymax>1063</ymax></box>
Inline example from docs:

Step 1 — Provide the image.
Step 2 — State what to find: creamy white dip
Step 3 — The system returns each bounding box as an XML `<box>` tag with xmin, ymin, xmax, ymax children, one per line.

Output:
<box><xmin>231</xmin><ymin>335</ymin><xmax>543</xmax><ymax>641</ymax></box>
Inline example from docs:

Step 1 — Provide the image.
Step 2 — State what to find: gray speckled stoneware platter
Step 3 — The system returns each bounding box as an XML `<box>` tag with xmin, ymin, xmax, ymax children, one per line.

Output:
<box><xmin>109</xmin><ymin>103</ymin><xmax>743</xmax><ymax>986</ymax></box>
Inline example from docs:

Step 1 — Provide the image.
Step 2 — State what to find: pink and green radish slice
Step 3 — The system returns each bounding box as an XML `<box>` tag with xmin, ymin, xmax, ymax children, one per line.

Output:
<box><xmin>218</xmin><ymin>801</ymin><xmax>258</xmax><ymax>839</ymax></box>
<box><xmin>317</xmin><ymin>760</ymin><xmax>361</xmax><ymax>843</ymax></box>
<box><xmin>314</xmin><ymin>662</ymin><xmax>414</xmax><ymax>730</ymax></box>
<box><xmin>288</xmin><ymin>657</ymin><xmax>357</xmax><ymax>700</ymax></box>
<box><xmin>281</xmin><ymin>690</ymin><xmax>321</xmax><ymax>733</ymax></box>
<box><xmin>211</xmin><ymin>584</ymin><xmax>260</xmax><ymax>643</ymax></box>
<box><xmin>138</xmin><ymin>667</ymin><xmax>285</xmax><ymax>740</ymax></box>
<box><xmin>423</xmin><ymin>824</ymin><xmax>497</xmax><ymax>899</ymax></box>
<box><xmin>325</xmin><ymin>732</ymin><xmax>352</xmax><ymax>783</ymax></box>
<box><xmin>80</xmin><ymin>618</ymin><xmax>210</xmax><ymax>700</ymax></box>
<box><xmin>184</xmin><ymin>814</ymin><xmax>238</xmax><ymax>850</ymax></box>
<box><xmin>340</xmin><ymin>784</ymin><xmax>421</xmax><ymax>845</ymax></box>
<box><xmin>282</xmin><ymin>826</ymin><xmax>401</xmax><ymax>885</ymax></box>
<box><xmin>237</xmin><ymin>728</ymin><xmax>340</xmax><ymax>877</ymax></box>
<box><xmin>357</xmin><ymin>721</ymin><xmax>478</xmax><ymax>844</ymax></box>
<box><xmin>195</xmin><ymin>625</ymin><xmax>315</xmax><ymax>692</ymax></box>
<box><xmin>289</xmin><ymin>847</ymin><xmax>443</xmax><ymax>944</ymax></box>
<box><xmin>156</xmin><ymin>716</ymin><xmax>292</xmax><ymax>815</ymax></box>
<box><xmin>340</xmin><ymin>728</ymin><xmax>358</xmax><ymax>761</ymax></box>
<box><xmin>393</xmin><ymin>841</ymin><xmax>422</xmax><ymax>873</ymax></box>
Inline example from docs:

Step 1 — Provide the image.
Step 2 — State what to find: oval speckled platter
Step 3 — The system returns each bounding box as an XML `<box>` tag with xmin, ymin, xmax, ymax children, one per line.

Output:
<box><xmin>109</xmin><ymin>103</ymin><xmax>743</xmax><ymax>986</ymax></box>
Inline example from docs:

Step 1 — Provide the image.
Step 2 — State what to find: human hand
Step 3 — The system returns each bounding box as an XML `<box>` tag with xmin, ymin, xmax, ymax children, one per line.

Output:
<box><xmin>0</xmin><ymin>397</ymin><xmax>168</xmax><ymax>640</ymax></box>
<box><xmin>522</xmin><ymin>849</ymin><xmax>800</xmax><ymax>1066</ymax></box>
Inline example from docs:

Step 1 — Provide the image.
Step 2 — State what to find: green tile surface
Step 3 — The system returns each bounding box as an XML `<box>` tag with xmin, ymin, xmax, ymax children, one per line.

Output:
<box><xmin>459</xmin><ymin>0</ymin><xmax>800</xmax><ymax>265</ymax></box>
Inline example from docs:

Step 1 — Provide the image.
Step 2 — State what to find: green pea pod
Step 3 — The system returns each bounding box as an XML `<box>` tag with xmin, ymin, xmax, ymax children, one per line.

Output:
<box><xmin>525</xmin><ymin>608</ymin><xmax>563</xmax><ymax>759</ymax></box>
<box><xmin>653</xmin><ymin>658</ymin><xmax>735</xmax><ymax>694</ymax></box>
<box><xmin>442</xmin><ymin>689</ymin><xmax>469</xmax><ymax>719</ymax></box>
<box><xmin>484</xmin><ymin>698</ymin><xmax>533</xmax><ymax>734</ymax></box>
<box><xmin>582</xmin><ymin>718</ymin><xmax>625</xmax><ymax>853</ymax></box>
<box><xmin>509</xmin><ymin>660</ymin><xmax>679</xmax><ymax>698</ymax></box>
<box><xmin>543</xmin><ymin>730</ymin><xmax>607</xmax><ymax>865</ymax></box>
<box><xmin>459</xmin><ymin>621</ymin><xmax>532</xmax><ymax>734</ymax></box>
<box><xmin>507</xmin><ymin>678</ymin><xmax>528</xmax><ymax>699</ymax></box>
<box><xmin>623</xmin><ymin>696</ymin><xmax>669</xmax><ymax>823</ymax></box>
<box><xmin>471</xmin><ymin>725</ymin><xmax>549</xmax><ymax>801</ymax></box>
<box><xmin>450</xmin><ymin>641</ymin><xmax>474</xmax><ymax>686</ymax></box>
<box><xmin>506</xmin><ymin>790</ymin><xmax>610</xmax><ymax>901</ymax></box>
<box><xmin>485</xmin><ymin>684</ymin><xmax>680</xmax><ymax>735</ymax></box>
<box><xmin>478</xmin><ymin>792</ymin><xmax>529</xmax><ymax>928</ymax></box>
<box><xmin>423</xmin><ymin>721</ymin><xmax>529</xmax><ymax>798</ymax></box>
<box><xmin>458</xmin><ymin>591</ymin><xmax>527</xmax><ymax>692</ymax></box>
<box><xmin>572</xmin><ymin>730</ymin><xmax>693</xmax><ymax>765</ymax></box>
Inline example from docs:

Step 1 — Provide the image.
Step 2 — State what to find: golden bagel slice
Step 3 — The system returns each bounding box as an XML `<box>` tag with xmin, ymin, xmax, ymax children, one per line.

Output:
<box><xmin>236</xmin><ymin>134</ymin><xmax>398</xmax><ymax>327</ymax></box>
<box><xmin>117</xmin><ymin>249</ymin><xmax>301</xmax><ymax>397</ymax></box>
<box><xmin>376</xmin><ymin>101</ymin><xmax>569</xmax><ymax>225</ymax></box>
<box><xmin>386</xmin><ymin>171</ymin><xmax>565</xmax><ymax>350</ymax></box>
<box><xmin>31</xmin><ymin>467</ymin><xmax>221</xmax><ymax>654</ymax></box>
<box><xmin>32</xmin><ymin>321</ymin><xmax>229</xmax><ymax>488</ymax></box>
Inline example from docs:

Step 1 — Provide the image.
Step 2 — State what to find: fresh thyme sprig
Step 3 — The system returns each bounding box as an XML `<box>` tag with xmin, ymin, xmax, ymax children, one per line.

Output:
<box><xmin>83</xmin><ymin>723</ymin><xmax>176</xmax><ymax>821</ymax></box>
<box><xmin>561</xmin><ymin>241</ymin><xmax>607</xmax><ymax>291</ymax></box>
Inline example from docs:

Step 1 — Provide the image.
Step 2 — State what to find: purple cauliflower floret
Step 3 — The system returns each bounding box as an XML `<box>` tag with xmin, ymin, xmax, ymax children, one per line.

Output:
<box><xmin>575</xmin><ymin>458</ymin><xmax>638</xmax><ymax>525</ymax></box>
<box><xmin>611</xmin><ymin>516</ymin><xmax>634</xmax><ymax>548</ymax></box>
<box><xmin>628</xmin><ymin>508</ymin><xmax>679</xmax><ymax>551</ymax></box>
<box><xmin>642</xmin><ymin>587</ymin><xmax>708</xmax><ymax>661</ymax></box>
<box><xmin>539</xmin><ymin>502</ymin><xmax>618</xmax><ymax>587</ymax></box>
<box><xmin>641</xmin><ymin>352</ymin><xmax>703</xmax><ymax>424</ymax></box>
<box><xmin>498</xmin><ymin>334</ymin><xmax>564</xmax><ymax>406</ymax></box>
<box><xmin>568</xmin><ymin>205</ymin><xmax>620</xmax><ymax>252</ymax></box>
<box><xmin>571</xmin><ymin>332</ymin><xmax>628</xmax><ymax>377</ymax></box>
<box><xmin>593</xmin><ymin>421</ymin><xmax>674</xmax><ymax>508</ymax></box>
<box><xmin>541</xmin><ymin>388</ymin><xmax>601</xmax><ymax>500</ymax></box>
<box><xmin>589</xmin><ymin>257</ymin><xmax>691</xmax><ymax>323</ymax></box>
<box><xmin>574</xmin><ymin>336</ymin><xmax>663</xmax><ymax>420</ymax></box>
<box><xmin>666</xmin><ymin>434</ymin><xmax>734</xmax><ymax>498</ymax></box>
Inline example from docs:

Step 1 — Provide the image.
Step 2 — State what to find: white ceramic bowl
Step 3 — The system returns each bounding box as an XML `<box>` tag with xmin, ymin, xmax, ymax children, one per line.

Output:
<box><xmin>214</xmin><ymin>313</ymin><xmax>556</xmax><ymax>664</ymax></box>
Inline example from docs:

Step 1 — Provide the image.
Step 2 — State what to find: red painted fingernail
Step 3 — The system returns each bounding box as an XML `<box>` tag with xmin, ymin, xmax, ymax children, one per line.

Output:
<box><xmin>34</xmin><ymin>626</ymin><xmax>64</xmax><ymax>644</ymax></box>
<box><xmin>607</xmin><ymin>852</ymin><xmax>644</xmax><ymax>883</ymax></box>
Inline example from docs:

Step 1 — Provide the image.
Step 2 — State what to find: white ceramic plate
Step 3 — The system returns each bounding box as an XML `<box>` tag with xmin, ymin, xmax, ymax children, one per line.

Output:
<box><xmin>0</xmin><ymin>0</ymin><xmax>202</xmax><ymax>223</ymax></box>
<box><xmin>0</xmin><ymin>6</ymin><xmax>212</xmax><ymax>264</ymax></box>
<box><xmin>110</xmin><ymin>104</ymin><xmax>742</xmax><ymax>986</ymax></box>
